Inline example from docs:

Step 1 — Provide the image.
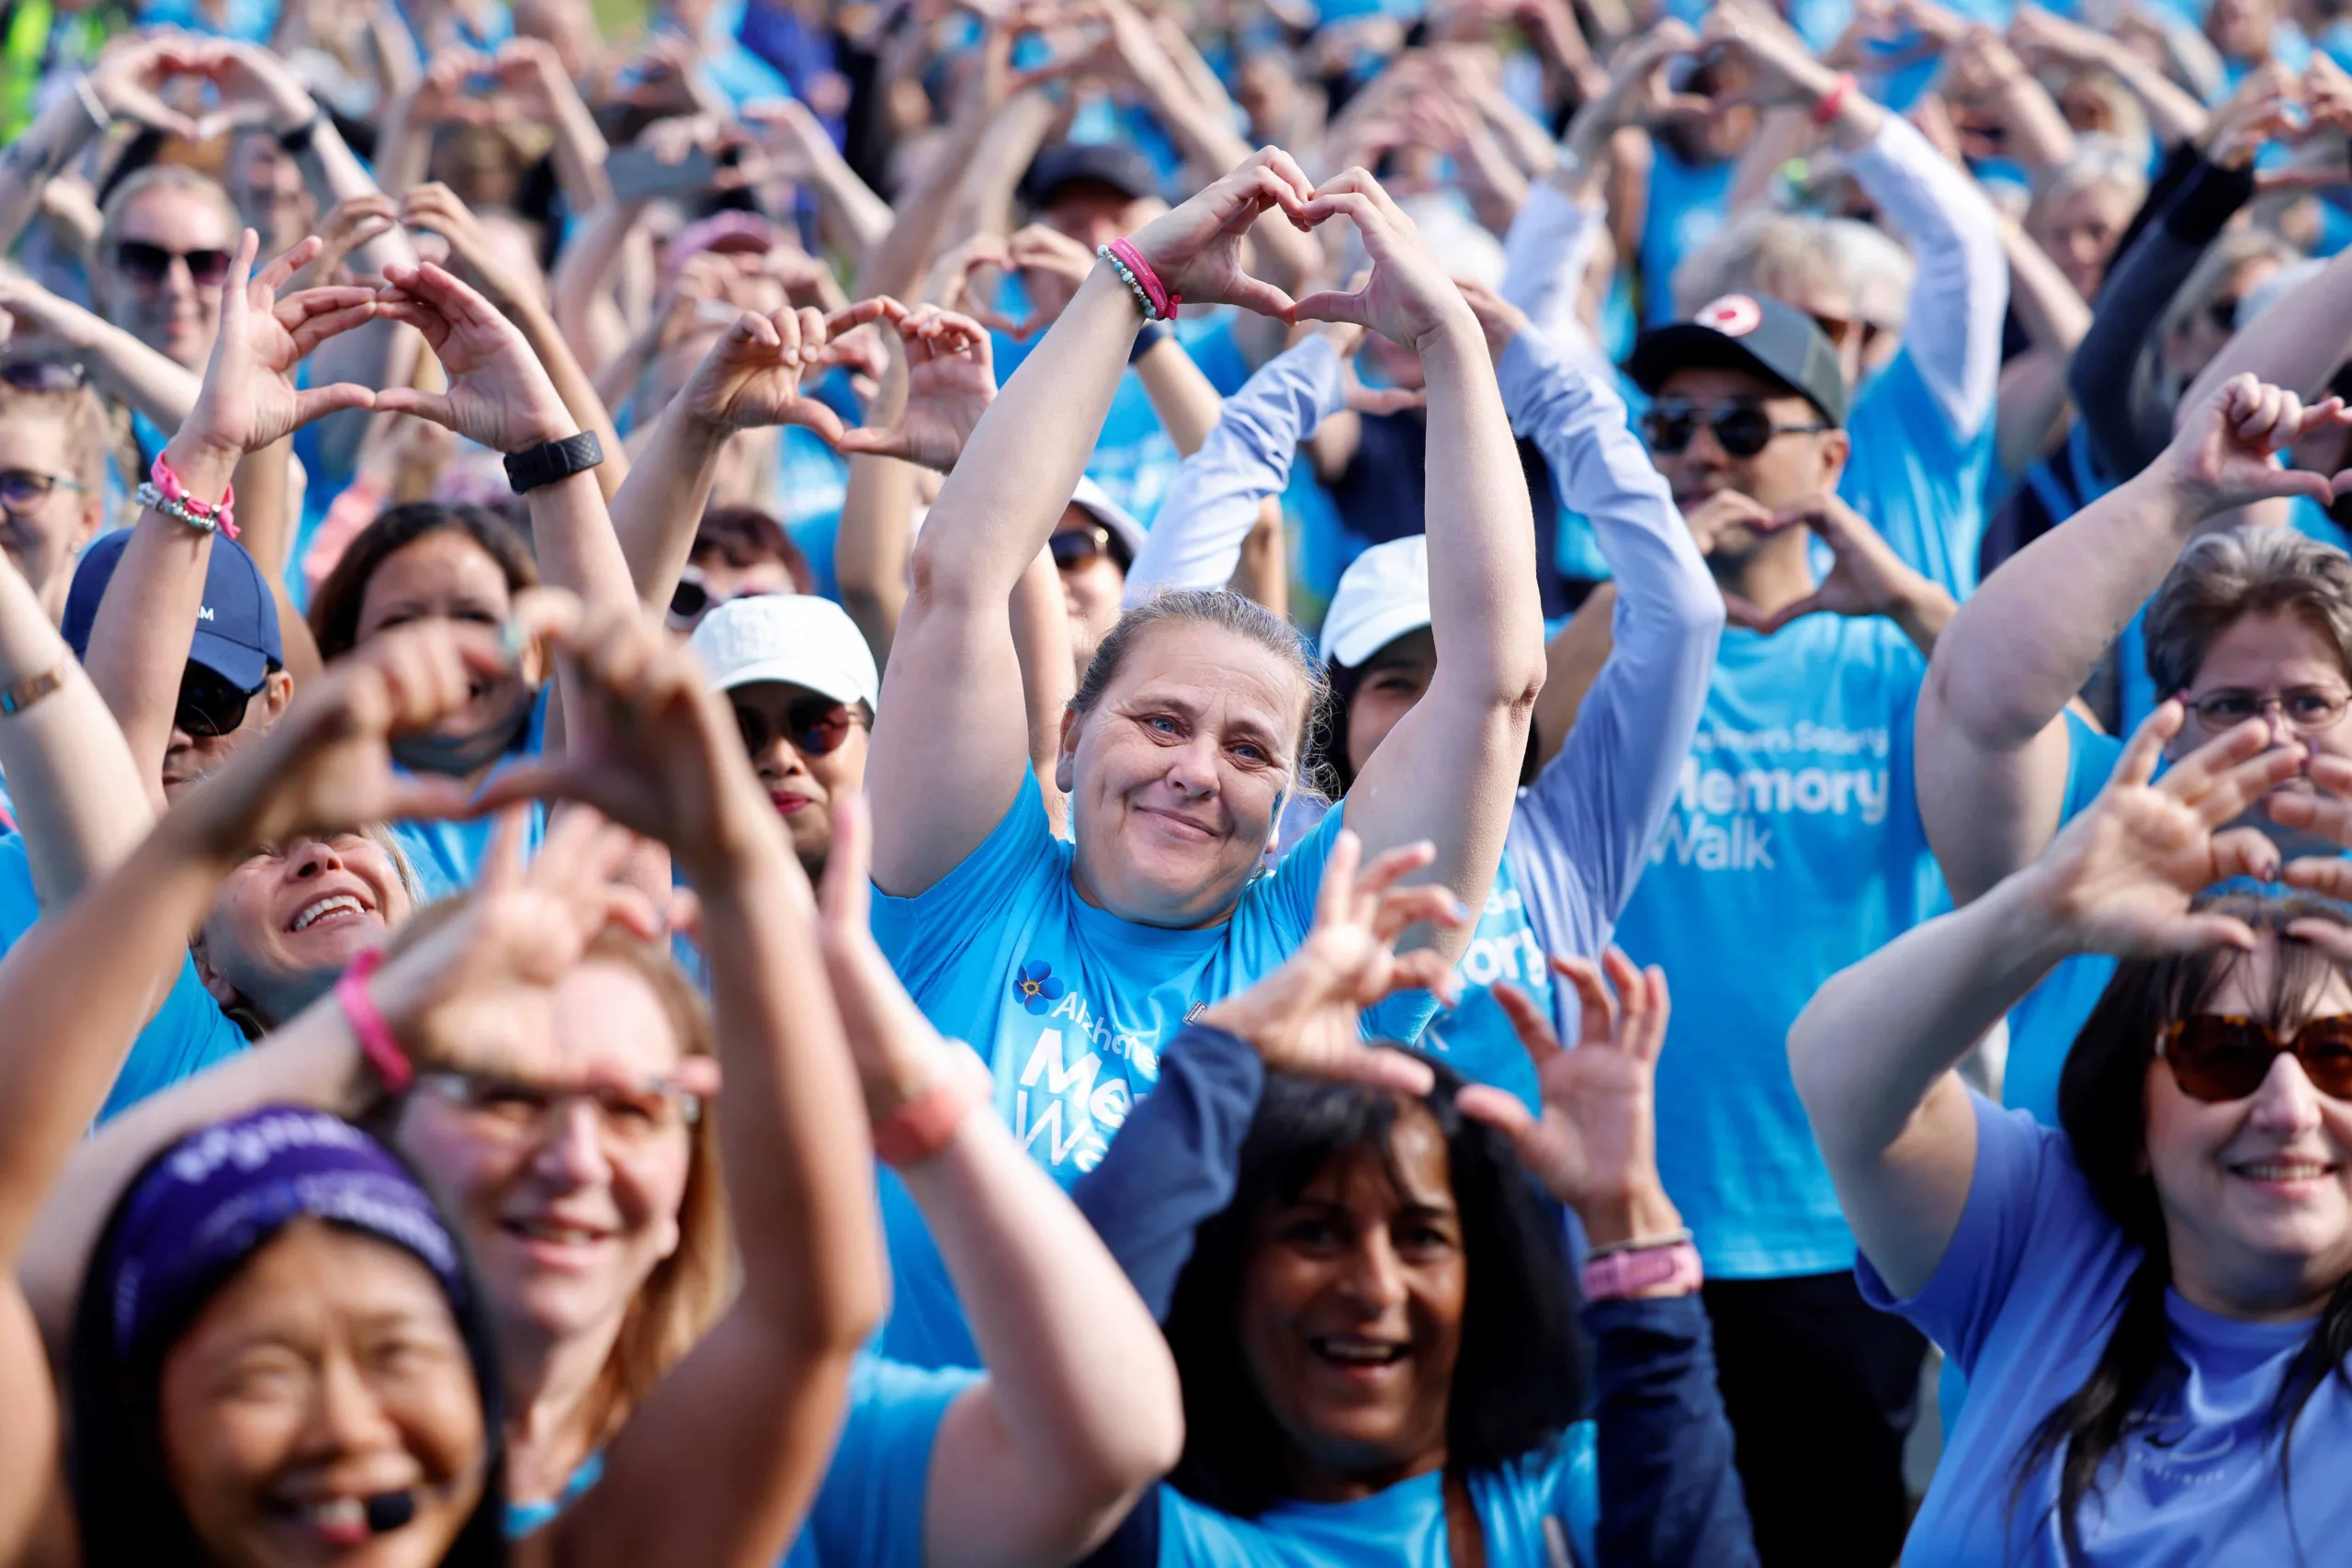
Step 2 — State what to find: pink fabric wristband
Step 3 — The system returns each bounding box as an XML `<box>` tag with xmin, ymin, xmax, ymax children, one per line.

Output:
<box><xmin>336</xmin><ymin>949</ymin><xmax>413</xmax><ymax>1093</ymax></box>
<box><xmin>1580</xmin><ymin>1240</ymin><xmax>1703</xmax><ymax>1302</ymax></box>
<box><xmin>149</xmin><ymin>454</ymin><xmax>239</xmax><ymax>542</ymax></box>
<box><xmin>1105</xmin><ymin>238</ymin><xmax>1180</xmax><ymax>321</ymax></box>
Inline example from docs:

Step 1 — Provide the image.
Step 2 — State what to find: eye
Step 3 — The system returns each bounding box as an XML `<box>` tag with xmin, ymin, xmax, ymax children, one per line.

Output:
<box><xmin>1396</xmin><ymin>1222</ymin><xmax>1455</xmax><ymax>1256</ymax></box>
<box><xmin>1231</xmin><ymin>741</ymin><xmax>1268</xmax><ymax>764</ymax></box>
<box><xmin>471</xmin><ymin>1084</ymin><xmax>543</xmax><ymax>1122</ymax></box>
<box><xmin>1142</xmin><ymin>714</ymin><xmax>1180</xmax><ymax>736</ymax></box>
<box><xmin>2290</xmin><ymin>690</ymin><xmax>2346</xmax><ymax>722</ymax></box>
<box><xmin>2200</xmin><ymin>693</ymin><xmax>2258</xmax><ymax>723</ymax></box>
<box><xmin>1280</xmin><ymin>1215</ymin><xmax>1339</xmax><ymax>1249</ymax></box>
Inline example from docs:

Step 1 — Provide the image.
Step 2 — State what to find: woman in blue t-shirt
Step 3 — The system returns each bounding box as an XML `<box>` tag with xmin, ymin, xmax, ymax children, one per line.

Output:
<box><xmin>40</xmin><ymin>606</ymin><xmax>1184</xmax><ymax>1568</ymax></box>
<box><xmin>1792</xmin><ymin>700</ymin><xmax>2352</xmax><ymax>1562</ymax></box>
<box><xmin>1073</xmin><ymin>832</ymin><xmax>1757</xmax><ymax>1567</ymax></box>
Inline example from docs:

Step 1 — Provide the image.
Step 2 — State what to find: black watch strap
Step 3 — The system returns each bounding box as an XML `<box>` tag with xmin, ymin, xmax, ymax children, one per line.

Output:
<box><xmin>505</xmin><ymin>431</ymin><xmax>605</xmax><ymax>494</ymax></box>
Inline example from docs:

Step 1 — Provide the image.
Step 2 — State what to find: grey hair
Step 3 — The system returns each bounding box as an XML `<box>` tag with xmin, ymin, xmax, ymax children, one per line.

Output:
<box><xmin>1672</xmin><ymin>209</ymin><xmax>1913</xmax><ymax>329</ymax></box>
<box><xmin>96</xmin><ymin>164</ymin><xmax>240</xmax><ymax>259</ymax></box>
<box><xmin>2144</xmin><ymin>525</ymin><xmax>2352</xmax><ymax>697</ymax></box>
<box><xmin>2160</xmin><ymin>229</ymin><xmax>2301</xmax><ymax>353</ymax></box>
<box><xmin>2028</xmin><ymin>134</ymin><xmax>2150</xmax><ymax>241</ymax></box>
<box><xmin>1068</xmin><ymin>588</ymin><xmax>1329</xmax><ymax>781</ymax></box>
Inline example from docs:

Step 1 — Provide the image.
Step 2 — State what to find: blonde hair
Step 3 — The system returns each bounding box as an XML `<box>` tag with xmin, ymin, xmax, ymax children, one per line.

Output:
<box><xmin>0</xmin><ymin>378</ymin><xmax>112</xmax><ymax>495</ymax></box>
<box><xmin>378</xmin><ymin>907</ymin><xmax>733</xmax><ymax>1447</ymax></box>
<box><xmin>96</xmin><ymin>164</ymin><xmax>240</xmax><ymax>259</ymax></box>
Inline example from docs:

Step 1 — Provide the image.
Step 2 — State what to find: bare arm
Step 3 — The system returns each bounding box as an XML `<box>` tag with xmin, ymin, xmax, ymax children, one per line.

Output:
<box><xmin>2181</xmin><ymin>238</ymin><xmax>2352</xmax><ymax>415</ymax></box>
<box><xmin>1534</xmin><ymin>583</ymin><xmax>1618</xmax><ymax>770</ymax></box>
<box><xmin>834</xmin><ymin>356</ymin><xmax>916</xmax><ymax>663</ymax></box>
<box><xmin>549</xmin><ymin>196</ymin><xmax>651</xmax><ymax>377</ymax></box>
<box><xmin>1011</xmin><ymin>547</ymin><xmax>1074</xmax><ymax>838</ymax></box>
<box><xmin>1131</xmin><ymin>333</ymin><xmax>1223</xmax><ymax>458</ymax></box>
<box><xmin>1917</xmin><ymin>378</ymin><xmax>2349</xmax><ymax>901</ymax></box>
<box><xmin>0</xmin><ymin>276</ymin><xmax>200</xmax><ymax>430</ymax></box>
<box><xmin>1305</xmin><ymin>177</ymin><xmax>1547</xmax><ymax>958</ymax></box>
<box><xmin>1993</xmin><ymin>224</ymin><xmax>2090</xmax><ymax>477</ymax></box>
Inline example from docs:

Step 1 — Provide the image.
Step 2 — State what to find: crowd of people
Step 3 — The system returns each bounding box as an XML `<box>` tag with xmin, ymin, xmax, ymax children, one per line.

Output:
<box><xmin>4</xmin><ymin>0</ymin><xmax>2352</xmax><ymax>1560</ymax></box>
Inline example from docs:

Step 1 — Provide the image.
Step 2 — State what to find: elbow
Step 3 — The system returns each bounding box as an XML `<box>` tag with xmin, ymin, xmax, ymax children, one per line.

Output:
<box><xmin>1062</xmin><ymin>1343</ymin><xmax>1186</xmax><ymax>1518</ymax></box>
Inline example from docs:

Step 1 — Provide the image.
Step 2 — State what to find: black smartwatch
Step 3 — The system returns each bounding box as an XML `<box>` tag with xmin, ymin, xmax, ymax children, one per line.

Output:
<box><xmin>1128</xmin><ymin>320</ymin><xmax>1172</xmax><ymax>363</ymax></box>
<box><xmin>505</xmin><ymin>431</ymin><xmax>605</xmax><ymax>494</ymax></box>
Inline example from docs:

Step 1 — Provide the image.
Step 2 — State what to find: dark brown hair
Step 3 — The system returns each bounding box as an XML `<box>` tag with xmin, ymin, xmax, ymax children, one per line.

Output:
<box><xmin>693</xmin><ymin>505</ymin><xmax>814</xmax><ymax>593</ymax></box>
<box><xmin>308</xmin><ymin>502</ymin><xmax>539</xmax><ymax>662</ymax></box>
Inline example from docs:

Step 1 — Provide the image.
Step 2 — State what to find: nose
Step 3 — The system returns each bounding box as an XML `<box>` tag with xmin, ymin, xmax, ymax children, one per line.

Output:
<box><xmin>301</xmin><ymin>1346</ymin><xmax>402</xmax><ymax>1460</ymax></box>
<box><xmin>285</xmin><ymin>838</ymin><xmax>347</xmax><ymax>881</ymax></box>
<box><xmin>531</xmin><ymin>1099</ymin><xmax>612</xmax><ymax>1186</ymax></box>
<box><xmin>1160</xmin><ymin>732</ymin><xmax>1222</xmax><ymax>799</ymax></box>
<box><xmin>2246</xmin><ymin>1052</ymin><xmax>2327</xmax><ymax>1137</ymax></box>
<box><xmin>1334</xmin><ymin>1231</ymin><xmax>1408</xmax><ymax>1314</ymax></box>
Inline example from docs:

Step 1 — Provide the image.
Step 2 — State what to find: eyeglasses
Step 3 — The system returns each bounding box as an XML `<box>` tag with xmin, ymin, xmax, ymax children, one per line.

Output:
<box><xmin>668</xmin><ymin>571</ymin><xmax>775</xmax><ymax>623</ymax></box>
<box><xmin>1640</xmin><ymin>398</ymin><xmax>1829</xmax><ymax>458</ymax></box>
<box><xmin>2158</xmin><ymin>1013</ymin><xmax>2352</xmax><ymax>1102</ymax></box>
<box><xmin>112</xmin><ymin>241</ymin><xmax>233</xmax><ymax>288</ymax></box>
<box><xmin>0</xmin><ymin>358</ymin><xmax>85</xmax><ymax>393</ymax></box>
<box><xmin>734</xmin><ymin>695</ymin><xmax>864</xmax><ymax>758</ymax></box>
<box><xmin>175</xmin><ymin>662</ymin><xmax>264</xmax><ymax>739</ymax></box>
<box><xmin>413</xmin><ymin>1068</ymin><xmax>702</xmax><ymax>1150</ymax></box>
<box><xmin>2181</xmin><ymin>685</ymin><xmax>2352</xmax><ymax>734</ymax></box>
<box><xmin>1050</xmin><ymin>523</ymin><xmax>1118</xmax><ymax>570</ymax></box>
<box><xmin>0</xmin><ymin>468</ymin><xmax>86</xmax><ymax>510</ymax></box>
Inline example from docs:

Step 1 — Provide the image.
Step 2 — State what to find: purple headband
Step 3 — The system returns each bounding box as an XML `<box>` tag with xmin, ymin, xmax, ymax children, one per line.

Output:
<box><xmin>102</xmin><ymin>1106</ymin><xmax>468</xmax><ymax>1360</ymax></box>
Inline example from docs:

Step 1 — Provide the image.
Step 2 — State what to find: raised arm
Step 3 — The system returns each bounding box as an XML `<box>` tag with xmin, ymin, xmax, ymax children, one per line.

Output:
<box><xmin>477</xmin><ymin>606</ymin><xmax>887</xmax><ymax>1568</ymax></box>
<box><xmin>1463</xmin><ymin>282</ymin><xmax>1724</xmax><ymax>931</ymax></box>
<box><xmin>85</xmin><ymin>232</ymin><xmax>381</xmax><ymax>811</ymax></box>
<box><xmin>0</xmin><ymin>36</ymin><xmax>210</xmax><ymax>253</ymax></box>
<box><xmin>0</xmin><ymin>275</ymin><xmax>201</xmax><ymax>431</ymax></box>
<box><xmin>1916</xmin><ymin>376</ymin><xmax>2351</xmax><ymax>901</ymax></box>
<box><xmin>1295</xmin><ymin>172</ymin><xmax>1548</xmax><ymax>956</ymax></box>
<box><xmin>2008</xmin><ymin>3</ymin><xmax>2210</xmax><ymax>149</ymax></box>
<box><xmin>816</xmin><ymin>801</ymin><xmax>1181</xmax><ymax>1568</ymax></box>
<box><xmin>867</xmin><ymin>151</ymin><xmax>1315</xmax><ymax>896</ymax></box>
<box><xmin>1793</xmin><ymin>704</ymin><xmax>2294</xmax><ymax>1295</ymax></box>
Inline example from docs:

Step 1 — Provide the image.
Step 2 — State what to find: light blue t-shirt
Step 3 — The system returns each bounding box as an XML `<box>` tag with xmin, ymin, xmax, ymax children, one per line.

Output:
<box><xmin>870</xmin><ymin>768</ymin><xmax>1435</xmax><ymax>1365</ymax></box>
<box><xmin>504</xmin><ymin>1352</ymin><xmax>974</xmax><ymax>1564</ymax></box>
<box><xmin>1637</xmin><ymin>146</ymin><xmax>1733</xmax><ymax>329</ymax></box>
<box><xmin>1154</xmin><ymin>1428</ymin><xmax>1597</xmax><ymax>1568</ymax></box>
<box><xmin>1866</xmin><ymin>1091</ymin><xmax>2352</xmax><ymax>1564</ymax></box>
<box><xmin>0</xmin><ymin>835</ymin><xmax>246</xmax><ymax>1122</ymax></box>
<box><xmin>1840</xmin><ymin>347</ymin><xmax>1997</xmax><ymax>602</ymax></box>
<box><xmin>1422</xmin><ymin>852</ymin><xmax>1554</xmax><ymax>1110</ymax></box>
<box><xmin>1613</xmin><ymin>616</ymin><xmax>1939</xmax><ymax>1278</ymax></box>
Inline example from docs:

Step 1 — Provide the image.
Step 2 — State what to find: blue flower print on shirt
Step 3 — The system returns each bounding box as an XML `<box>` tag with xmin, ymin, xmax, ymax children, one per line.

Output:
<box><xmin>1012</xmin><ymin>961</ymin><xmax>1067</xmax><ymax>1015</ymax></box>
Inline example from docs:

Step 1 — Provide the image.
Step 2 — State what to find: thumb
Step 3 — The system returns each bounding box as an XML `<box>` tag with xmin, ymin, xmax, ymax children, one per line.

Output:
<box><xmin>372</xmin><ymin>386</ymin><xmax>458</xmax><ymax>430</ymax></box>
<box><xmin>1454</xmin><ymin>1082</ymin><xmax>1536</xmax><ymax>1140</ymax></box>
<box><xmin>469</xmin><ymin>754</ymin><xmax>600</xmax><ymax>815</ymax></box>
<box><xmin>291</xmin><ymin>383</ymin><xmax>378</xmax><ymax>427</ymax></box>
<box><xmin>1754</xmin><ymin>592</ymin><xmax>1826</xmax><ymax>635</ymax></box>
<box><xmin>1721</xmin><ymin>592</ymin><xmax>1773</xmax><ymax>630</ymax></box>
<box><xmin>831</xmin><ymin>423</ymin><xmax>910</xmax><ymax>459</ymax></box>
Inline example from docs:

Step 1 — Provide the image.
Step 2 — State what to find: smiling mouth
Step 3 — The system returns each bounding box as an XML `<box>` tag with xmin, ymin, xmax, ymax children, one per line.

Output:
<box><xmin>288</xmin><ymin>894</ymin><xmax>371</xmax><ymax>933</ymax></box>
<box><xmin>1310</xmin><ymin>1337</ymin><xmax>1408</xmax><ymax>1369</ymax></box>
<box><xmin>503</xmin><ymin>1217</ymin><xmax>613</xmax><ymax>1247</ymax></box>
<box><xmin>1137</xmin><ymin>806</ymin><xmax>1216</xmax><ymax>839</ymax></box>
<box><xmin>2230</xmin><ymin>1159</ymin><xmax>2339</xmax><ymax>1183</ymax></box>
<box><xmin>266</xmin><ymin>1495</ymin><xmax>381</xmax><ymax>1548</ymax></box>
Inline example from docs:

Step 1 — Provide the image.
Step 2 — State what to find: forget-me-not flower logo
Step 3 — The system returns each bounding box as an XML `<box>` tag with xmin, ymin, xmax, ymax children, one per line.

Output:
<box><xmin>1012</xmin><ymin>960</ymin><xmax>1067</xmax><ymax>1015</ymax></box>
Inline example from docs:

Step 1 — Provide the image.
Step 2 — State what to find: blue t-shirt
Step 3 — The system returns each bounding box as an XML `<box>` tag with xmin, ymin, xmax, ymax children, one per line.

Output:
<box><xmin>2004</xmin><ymin>713</ymin><xmax>2125</xmax><ymax>1125</ymax></box>
<box><xmin>1637</xmin><ymin>146</ymin><xmax>1734</xmax><ymax>329</ymax></box>
<box><xmin>0</xmin><ymin>835</ymin><xmax>245</xmax><ymax>1122</ymax></box>
<box><xmin>1154</xmin><ymin>1429</ymin><xmax>1597</xmax><ymax>1568</ymax></box>
<box><xmin>870</xmin><ymin>768</ymin><xmax>1435</xmax><ymax>1365</ymax></box>
<box><xmin>1613</xmin><ymin>617</ymin><xmax>1939</xmax><ymax>1278</ymax></box>
<box><xmin>1840</xmin><ymin>347</ymin><xmax>1996</xmax><ymax>601</ymax></box>
<box><xmin>505</xmin><ymin>1352</ymin><xmax>974</xmax><ymax>1564</ymax></box>
<box><xmin>1421</xmin><ymin>852</ymin><xmax>1555</xmax><ymax>1110</ymax></box>
<box><xmin>1865</xmin><ymin>1091</ymin><xmax>2352</xmax><ymax>1564</ymax></box>
<box><xmin>386</xmin><ymin>688</ymin><xmax>551</xmax><ymax>902</ymax></box>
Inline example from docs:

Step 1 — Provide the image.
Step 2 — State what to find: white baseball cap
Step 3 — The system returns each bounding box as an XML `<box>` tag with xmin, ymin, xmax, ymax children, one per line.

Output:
<box><xmin>1317</xmin><ymin>536</ymin><xmax>1430</xmax><ymax>668</ymax></box>
<box><xmin>688</xmin><ymin>594</ymin><xmax>880</xmax><ymax>709</ymax></box>
<box><xmin>1069</xmin><ymin>475</ymin><xmax>1148</xmax><ymax>565</ymax></box>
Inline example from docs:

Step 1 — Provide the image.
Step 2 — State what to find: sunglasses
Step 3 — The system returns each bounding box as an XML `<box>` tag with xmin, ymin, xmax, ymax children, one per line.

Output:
<box><xmin>0</xmin><ymin>468</ymin><xmax>86</xmax><ymax>510</ymax></box>
<box><xmin>0</xmin><ymin>359</ymin><xmax>85</xmax><ymax>393</ymax></box>
<box><xmin>1050</xmin><ymin>523</ymin><xmax>1121</xmax><ymax>571</ymax></box>
<box><xmin>175</xmin><ymin>661</ymin><xmax>264</xmax><ymax>739</ymax></box>
<box><xmin>733</xmin><ymin>695</ymin><xmax>863</xmax><ymax>759</ymax></box>
<box><xmin>2158</xmin><ymin>1013</ymin><xmax>2352</xmax><ymax>1102</ymax></box>
<box><xmin>1640</xmin><ymin>398</ymin><xmax>1829</xmax><ymax>458</ymax></box>
<box><xmin>113</xmin><ymin>241</ymin><xmax>233</xmax><ymax>288</ymax></box>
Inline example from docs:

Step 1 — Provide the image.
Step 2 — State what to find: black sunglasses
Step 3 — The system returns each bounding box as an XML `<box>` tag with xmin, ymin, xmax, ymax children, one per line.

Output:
<box><xmin>113</xmin><ymin>241</ymin><xmax>233</xmax><ymax>288</ymax></box>
<box><xmin>1641</xmin><ymin>398</ymin><xmax>1829</xmax><ymax>458</ymax></box>
<box><xmin>669</xmin><ymin>575</ymin><xmax>779</xmax><ymax>623</ymax></box>
<box><xmin>0</xmin><ymin>468</ymin><xmax>86</xmax><ymax>510</ymax></box>
<box><xmin>733</xmin><ymin>695</ymin><xmax>863</xmax><ymax>759</ymax></box>
<box><xmin>1050</xmin><ymin>523</ymin><xmax>1118</xmax><ymax>570</ymax></box>
<box><xmin>0</xmin><ymin>358</ymin><xmax>85</xmax><ymax>393</ymax></box>
<box><xmin>175</xmin><ymin>661</ymin><xmax>263</xmax><ymax>739</ymax></box>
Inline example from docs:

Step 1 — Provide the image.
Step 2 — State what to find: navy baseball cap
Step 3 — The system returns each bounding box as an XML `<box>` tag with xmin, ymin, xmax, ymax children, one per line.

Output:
<box><xmin>63</xmin><ymin>528</ymin><xmax>282</xmax><ymax>691</ymax></box>
<box><xmin>1626</xmin><ymin>293</ymin><xmax>1849</xmax><ymax>428</ymax></box>
<box><xmin>1022</xmin><ymin>142</ymin><xmax>1162</xmax><ymax>210</ymax></box>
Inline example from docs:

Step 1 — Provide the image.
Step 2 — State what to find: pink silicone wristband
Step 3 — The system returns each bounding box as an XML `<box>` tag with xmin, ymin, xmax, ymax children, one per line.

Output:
<box><xmin>1580</xmin><ymin>1240</ymin><xmax>1703</xmax><ymax>1302</ymax></box>
<box><xmin>1106</xmin><ymin>238</ymin><xmax>1180</xmax><ymax>321</ymax></box>
<box><xmin>336</xmin><ymin>948</ymin><xmax>413</xmax><ymax>1093</ymax></box>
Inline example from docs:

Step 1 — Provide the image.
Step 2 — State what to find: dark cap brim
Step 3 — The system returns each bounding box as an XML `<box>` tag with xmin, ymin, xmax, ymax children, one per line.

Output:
<box><xmin>1624</xmin><ymin>324</ymin><xmax>1843</xmax><ymax>427</ymax></box>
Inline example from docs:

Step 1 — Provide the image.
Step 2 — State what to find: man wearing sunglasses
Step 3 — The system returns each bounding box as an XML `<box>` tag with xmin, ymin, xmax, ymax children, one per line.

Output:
<box><xmin>62</xmin><ymin>528</ymin><xmax>288</xmax><ymax>801</ymax></box>
<box><xmin>688</xmin><ymin>593</ymin><xmax>877</xmax><ymax>880</ymax></box>
<box><xmin>1604</xmin><ymin>292</ymin><xmax>1959</xmax><ymax>1565</ymax></box>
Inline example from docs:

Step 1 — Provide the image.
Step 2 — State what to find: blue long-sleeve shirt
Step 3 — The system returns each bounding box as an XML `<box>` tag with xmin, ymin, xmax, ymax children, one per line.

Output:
<box><xmin>1072</xmin><ymin>1022</ymin><xmax>1757</xmax><ymax>1568</ymax></box>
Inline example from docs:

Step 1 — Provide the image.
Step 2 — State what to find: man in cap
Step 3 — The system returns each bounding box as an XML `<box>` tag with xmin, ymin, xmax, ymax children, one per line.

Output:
<box><xmin>1603</xmin><ymin>295</ymin><xmax>1957</xmax><ymax>1564</ymax></box>
<box><xmin>1021</xmin><ymin>142</ymin><xmax>1165</xmax><ymax>255</ymax></box>
<box><xmin>64</xmin><ymin>527</ymin><xmax>290</xmax><ymax>801</ymax></box>
<box><xmin>689</xmin><ymin>592</ymin><xmax>877</xmax><ymax>880</ymax></box>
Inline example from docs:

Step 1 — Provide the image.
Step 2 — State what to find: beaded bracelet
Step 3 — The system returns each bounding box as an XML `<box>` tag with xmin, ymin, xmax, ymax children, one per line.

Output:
<box><xmin>1098</xmin><ymin>241</ymin><xmax>1180</xmax><ymax>322</ymax></box>
<box><xmin>138</xmin><ymin>454</ymin><xmax>239</xmax><ymax>541</ymax></box>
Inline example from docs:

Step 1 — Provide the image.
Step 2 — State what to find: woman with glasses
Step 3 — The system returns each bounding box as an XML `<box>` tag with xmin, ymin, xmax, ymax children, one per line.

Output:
<box><xmin>0</xmin><ymin>592</ymin><xmax>889</xmax><ymax>1568</ymax></box>
<box><xmin>28</xmin><ymin>607</ymin><xmax>1185</xmax><ymax>1568</ymax></box>
<box><xmin>1790</xmin><ymin>698</ymin><xmax>2352</xmax><ymax>1562</ymax></box>
<box><xmin>0</xmin><ymin>363</ymin><xmax>107</xmax><ymax>625</ymax></box>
